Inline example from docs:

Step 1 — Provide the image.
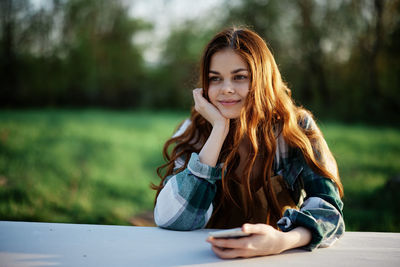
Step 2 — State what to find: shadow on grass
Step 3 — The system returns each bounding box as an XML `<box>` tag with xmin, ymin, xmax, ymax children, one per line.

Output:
<box><xmin>344</xmin><ymin>178</ymin><xmax>400</xmax><ymax>232</ymax></box>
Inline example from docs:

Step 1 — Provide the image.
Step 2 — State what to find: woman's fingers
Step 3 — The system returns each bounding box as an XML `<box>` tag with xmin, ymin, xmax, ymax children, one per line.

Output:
<box><xmin>206</xmin><ymin>236</ymin><xmax>250</xmax><ymax>249</ymax></box>
<box><xmin>211</xmin><ymin>245</ymin><xmax>247</xmax><ymax>259</ymax></box>
<box><xmin>207</xmin><ymin>224</ymin><xmax>285</xmax><ymax>258</ymax></box>
<box><xmin>192</xmin><ymin>88</ymin><xmax>203</xmax><ymax>101</ymax></box>
<box><xmin>193</xmin><ymin>88</ymin><xmax>209</xmax><ymax>110</ymax></box>
<box><xmin>192</xmin><ymin>88</ymin><xmax>227</xmax><ymax>128</ymax></box>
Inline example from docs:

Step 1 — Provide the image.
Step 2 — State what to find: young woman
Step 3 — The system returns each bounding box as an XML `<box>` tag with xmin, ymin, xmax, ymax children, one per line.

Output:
<box><xmin>152</xmin><ymin>27</ymin><xmax>344</xmax><ymax>259</ymax></box>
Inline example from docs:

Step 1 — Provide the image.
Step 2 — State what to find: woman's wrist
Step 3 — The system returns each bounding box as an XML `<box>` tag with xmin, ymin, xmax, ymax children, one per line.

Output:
<box><xmin>280</xmin><ymin>227</ymin><xmax>312</xmax><ymax>252</ymax></box>
<box><xmin>212</xmin><ymin>119</ymin><xmax>229</xmax><ymax>138</ymax></box>
<box><xmin>199</xmin><ymin>120</ymin><xmax>229</xmax><ymax>167</ymax></box>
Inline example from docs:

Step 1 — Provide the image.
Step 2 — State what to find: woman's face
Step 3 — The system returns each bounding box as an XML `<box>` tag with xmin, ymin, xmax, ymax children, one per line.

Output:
<box><xmin>207</xmin><ymin>49</ymin><xmax>250</xmax><ymax>119</ymax></box>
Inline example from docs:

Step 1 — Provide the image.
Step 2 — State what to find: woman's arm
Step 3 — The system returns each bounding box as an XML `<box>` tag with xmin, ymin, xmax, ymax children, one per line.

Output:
<box><xmin>206</xmin><ymin>224</ymin><xmax>311</xmax><ymax>259</ymax></box>
<box><xmin>277</xmin><ymin>174</ymin><xmax>344</xmax><ymax>250</ymax></box>
<box><xmin>154</xmin><ymin>88</ymin><xmax>229</xmax><ymax>230</ymax></box>
<box><xmin>193</xmin><ymin>88</ymin><xmax>229</xmax><ymax>167</ymax></box>
<box><xmin>277</xmin><ymin>114</ymin><xmax>344</xmax><ymax>250</ymax></box>
<box><xmin>154</xmin><ymin>153</ymin><xmax>222</xmax><ymax>230</ymax></box>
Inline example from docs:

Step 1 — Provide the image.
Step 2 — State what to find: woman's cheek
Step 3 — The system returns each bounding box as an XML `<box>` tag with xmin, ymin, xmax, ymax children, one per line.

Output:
<box><xmin>208</xmin><ymin>87</ymin><xmax>219</xmax><ymax>105</ymax></box>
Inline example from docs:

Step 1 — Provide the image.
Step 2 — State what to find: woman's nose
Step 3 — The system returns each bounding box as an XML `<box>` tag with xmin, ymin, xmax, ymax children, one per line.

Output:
<box><xmin>221</xmin><ymin>81</ymin><xmax>235</xmax><ymax>94</ymax></box>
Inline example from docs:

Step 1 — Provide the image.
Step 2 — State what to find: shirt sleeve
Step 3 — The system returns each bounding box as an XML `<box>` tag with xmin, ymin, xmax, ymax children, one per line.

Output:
<box><xmin>154</xmin><ymin>152</ymin><xmax>222</xmax><ymax>230</ymax></box>
<box><xmin>277</xmin><ymin>150</ymin><xmax>344</xmax><ymax>251</ymax></box>
<box><xmin>277</xmin><ymin>171</ymin><xmax>344</xmax><ymax>250</ymax></box>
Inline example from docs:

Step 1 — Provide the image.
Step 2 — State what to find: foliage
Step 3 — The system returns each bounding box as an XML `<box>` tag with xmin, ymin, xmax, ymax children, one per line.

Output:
<box><xmin>1</xmin><ymin>0</ymin><xmax>399</xmax><ymax>124</ymax></box>
<box><xmin>0</xmin><ymin>0</ymin><xmax>150</xmax><ymax>108</ymax></box>
<box><xmin>0</xmin><ymin>110</ymin><xmax>399</xmax><ymax>231</ymax></box>
<box><xmin>221</xmin><ymin>0</ymin><xmax>400</xmax><ymax>123</ymax></box>
<box><xmin>142</xmin><ymin>22</ymin><xmax>215</xmax><ymax>109</ymax></box>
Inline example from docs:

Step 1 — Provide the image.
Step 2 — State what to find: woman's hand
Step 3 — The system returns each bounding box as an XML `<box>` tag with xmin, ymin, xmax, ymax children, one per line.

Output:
<box><xmin>193</xmin><ymin>88</ymin><xmax>230</xmax><ymax>167</ymax></box>
<box><xmin>206</xmin><ymin>224</ymin><xmax>287</xmax><ymax>259</ymax></box>
<box><xmin>206</xmin><ymin>224</ymin><xmax>312</xmax><ymax>259</ymax></box>
<box><xmin>193</xmin><ymin>88</ymin><xmax>229</xmax><ymax>131</ymax></box>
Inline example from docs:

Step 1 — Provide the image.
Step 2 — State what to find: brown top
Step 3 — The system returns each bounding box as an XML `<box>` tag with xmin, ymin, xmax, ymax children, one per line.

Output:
<box><xmin>206</xmin><ymin>175</ymin><xmax>298</xmax><ymax>229</ymax></box>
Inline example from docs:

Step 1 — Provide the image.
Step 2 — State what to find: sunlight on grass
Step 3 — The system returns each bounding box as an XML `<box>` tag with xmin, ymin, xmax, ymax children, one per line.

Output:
<box><xmin>0</xmin><ymin>110</ymin><xmax>399</xmax><ymax>231</ymax></box>
<box><xmin>0</xmin><ymin>110</ymin><xmax>188</xmax><ymax>225</ymax></box>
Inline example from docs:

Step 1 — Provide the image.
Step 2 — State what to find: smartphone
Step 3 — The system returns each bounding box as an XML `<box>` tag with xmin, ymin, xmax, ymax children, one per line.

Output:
<box><xmin>208</xmin><ymin>228</ymin><xmax>251</xmax><ymax>239</ymax></box>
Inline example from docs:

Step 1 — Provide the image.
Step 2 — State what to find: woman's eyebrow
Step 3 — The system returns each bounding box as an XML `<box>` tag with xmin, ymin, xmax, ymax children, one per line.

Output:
<box><xmin>209</xmin><ymin>68</ymin><xmax>248</xmax><ymax>75</ymax></box>
<box><xmin>231</xmin><ymin>68</ymin><xmax>248</xmax><ymax>74</ymax></box>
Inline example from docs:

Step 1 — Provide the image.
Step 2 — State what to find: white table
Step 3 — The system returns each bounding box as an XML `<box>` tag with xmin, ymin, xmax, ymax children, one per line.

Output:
<box><xmin>0</xmin><ymin>221</ymin><xmax>399</xmax><ymax>267</ymax></box>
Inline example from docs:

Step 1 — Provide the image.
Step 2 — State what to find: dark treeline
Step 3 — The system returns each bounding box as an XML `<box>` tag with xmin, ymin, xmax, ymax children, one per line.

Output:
<box><xmin>1</xmin><ymin>0</ymin><xmax>399</xmax><ymax>123</ymax></box>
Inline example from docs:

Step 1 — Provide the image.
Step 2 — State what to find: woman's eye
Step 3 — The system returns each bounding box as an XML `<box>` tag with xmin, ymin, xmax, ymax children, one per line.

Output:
<box><xmin>234</xmin><ymin>75</ymin><xmax>248</xmax><ymax>80</ymax></box>
<box><xmin>209</xmin><ymin>76</ymin><xmax>221</xmax><ymax>82</ymax></box>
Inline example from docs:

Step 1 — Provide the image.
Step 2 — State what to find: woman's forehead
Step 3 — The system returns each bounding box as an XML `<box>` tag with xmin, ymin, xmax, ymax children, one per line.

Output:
<box><xmin>209</xmin><ymin>49</ymin><xmax>248</xmax><ymax>73</ymax></box>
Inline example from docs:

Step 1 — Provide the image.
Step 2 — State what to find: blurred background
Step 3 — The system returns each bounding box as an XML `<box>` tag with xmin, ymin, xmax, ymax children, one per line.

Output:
<box><xmin>0</xmin><ymin>0</ymin><xmax>399</xmax><ymax>231</ymax></box>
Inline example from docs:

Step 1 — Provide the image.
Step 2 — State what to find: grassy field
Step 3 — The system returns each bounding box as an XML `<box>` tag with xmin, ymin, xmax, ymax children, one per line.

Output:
<box><xmin>0</xmin><ymin>110</ymin><xmax>399</xmax><ymax>231</ymax></box>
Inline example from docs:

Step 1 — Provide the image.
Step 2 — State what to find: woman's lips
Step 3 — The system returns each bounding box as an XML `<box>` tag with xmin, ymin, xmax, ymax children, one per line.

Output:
<box><xmin>219</xmin><ymin>100</ymin><xmax>240</xmax><ymax>106</ymax></box>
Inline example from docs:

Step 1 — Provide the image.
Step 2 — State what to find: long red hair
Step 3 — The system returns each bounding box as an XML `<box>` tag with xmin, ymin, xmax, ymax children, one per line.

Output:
<box><xmin>153</xmin><ymin>27</ymin><xmax>343</xmax><ymax>226</ymax></box>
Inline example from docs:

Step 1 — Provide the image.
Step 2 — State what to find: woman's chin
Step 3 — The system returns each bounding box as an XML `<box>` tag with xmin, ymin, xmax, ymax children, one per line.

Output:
<box><xmin>220</xmin><ymin>110</ymin><xmax>240</xmax><ymax>119</ymax></box>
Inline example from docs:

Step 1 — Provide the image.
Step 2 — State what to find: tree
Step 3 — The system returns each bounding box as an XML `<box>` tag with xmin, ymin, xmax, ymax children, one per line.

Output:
<box><xmin>0</xmin><ymin>0</ymin><xmax>151</xmax><ymax>108</ymax></box>
<box><xmin>60</xmin><ymin>0</ymin><xmax>150</xmax><ymax>107</ymax></box>
<box><xmin>0</xmin><ymin>0</ymin><xmax>30</xmax><ymax>106</ymax></box>
<box><xmin>221</xmin><ymin>0</ymin><xmax>400</xmax><ymax>122</ymax></box>
<box><xmin>146</xmin><ymin>21</ymin><xmax>215</xmax><ymax>109</ymax></box>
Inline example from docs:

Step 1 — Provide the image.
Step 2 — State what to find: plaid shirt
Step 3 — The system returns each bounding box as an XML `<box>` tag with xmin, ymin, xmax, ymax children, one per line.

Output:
<box><xmin>154</xmin><ymin>118</ymin><xmax>344</xmax><ymax>250</ymax></box>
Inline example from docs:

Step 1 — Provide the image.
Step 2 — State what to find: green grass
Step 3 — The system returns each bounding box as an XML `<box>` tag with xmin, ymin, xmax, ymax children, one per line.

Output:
<box><xmin>320</xmin><ymin>122</ymin><xmax>400</xmax><ymax>231</ymax></box>
<box><xmin>0</xmin><ymin>110</ymin><xmax>399</xmax><ymax>231</ymax></box>
<box><xmin>0</xmin><ymin>109</ymin><xmax>188</xmax><ymax>225</ymax></box>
